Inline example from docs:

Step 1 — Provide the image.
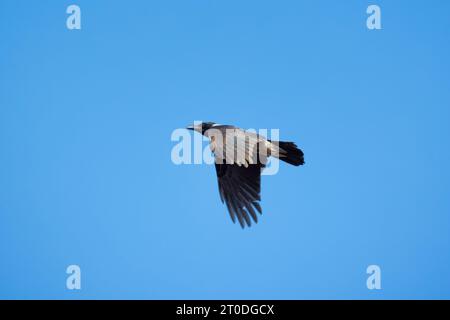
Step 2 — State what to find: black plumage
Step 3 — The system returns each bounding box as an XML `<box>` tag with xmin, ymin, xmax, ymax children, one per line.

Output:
<box><xmin>215</xmin><ymin>163</ymin><xmax>263</xmax><ymax>228</ymax></box>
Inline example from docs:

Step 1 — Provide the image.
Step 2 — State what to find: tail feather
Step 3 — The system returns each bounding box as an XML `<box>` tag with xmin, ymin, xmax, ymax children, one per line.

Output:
<box><xmin>276</xmin><ymin>141</ymin><xmax>305</xmax><ymax>166</ymax></box>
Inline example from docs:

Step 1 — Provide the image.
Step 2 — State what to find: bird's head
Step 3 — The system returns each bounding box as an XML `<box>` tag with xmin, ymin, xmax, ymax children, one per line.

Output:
<box><xmin>186</xmin><ymin>121</ymin><xmax>216</xmax><ymax>135</ymax></box>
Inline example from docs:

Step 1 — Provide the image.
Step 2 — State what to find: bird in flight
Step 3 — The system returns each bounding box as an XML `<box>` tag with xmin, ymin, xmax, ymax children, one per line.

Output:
<box><xmin>187</xmin><ymin>122</ymin><xmax>304</xmax><ymax>228</ymax></box>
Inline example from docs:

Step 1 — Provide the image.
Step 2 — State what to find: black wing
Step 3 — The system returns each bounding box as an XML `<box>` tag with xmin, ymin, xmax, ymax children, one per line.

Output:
<box><xmin>215</xmin><ymin>163</ymin><xmax>263</xmax><ymax>228</ymax></box>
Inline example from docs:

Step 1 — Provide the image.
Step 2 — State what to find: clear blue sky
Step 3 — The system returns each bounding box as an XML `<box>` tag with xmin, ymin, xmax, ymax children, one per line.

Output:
<box><xmin>1</xmin><ymin>0</ymin><xmax>450</xmax><ymax>299</ymax></box>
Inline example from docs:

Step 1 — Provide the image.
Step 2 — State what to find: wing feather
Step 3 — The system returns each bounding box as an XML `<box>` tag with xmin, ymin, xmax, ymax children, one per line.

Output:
<box><xmin>215</xmin><ymin>163</ymin><xmax>263</xmax><ymax>228</ymax></box>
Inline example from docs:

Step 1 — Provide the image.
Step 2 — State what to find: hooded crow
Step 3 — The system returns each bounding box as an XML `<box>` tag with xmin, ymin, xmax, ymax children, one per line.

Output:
<box><xmin>187</xmin><ymin>122</ymin><xmax>304</xmax><ymax>228</ymax></box>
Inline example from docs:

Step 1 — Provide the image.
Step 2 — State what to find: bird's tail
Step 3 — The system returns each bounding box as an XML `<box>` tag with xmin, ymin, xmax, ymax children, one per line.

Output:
<box><xmin>273</xmin><ymin>141</ymin><xmax>305</xmax><ymax>166</ymax></box>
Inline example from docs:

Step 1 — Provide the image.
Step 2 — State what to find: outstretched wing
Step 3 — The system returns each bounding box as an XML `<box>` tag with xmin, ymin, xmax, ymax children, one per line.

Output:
<box><xmin>215</xmin><ymin>163</ymin><xmax>263</xmax><ymax>228</ymax></box>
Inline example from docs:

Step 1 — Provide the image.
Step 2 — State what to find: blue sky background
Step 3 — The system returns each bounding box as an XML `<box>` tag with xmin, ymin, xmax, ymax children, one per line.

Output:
<box><xmin>1</xmin><ymin>0</ymin><xmax>450</xmax><ymax>299</ymax></box>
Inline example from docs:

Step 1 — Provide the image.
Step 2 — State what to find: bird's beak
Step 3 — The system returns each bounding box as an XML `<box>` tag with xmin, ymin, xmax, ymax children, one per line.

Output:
<box><xmin>186</xmin><ymin>125</ymin><xmax>195</xmax><ymax>131</ymax></box>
